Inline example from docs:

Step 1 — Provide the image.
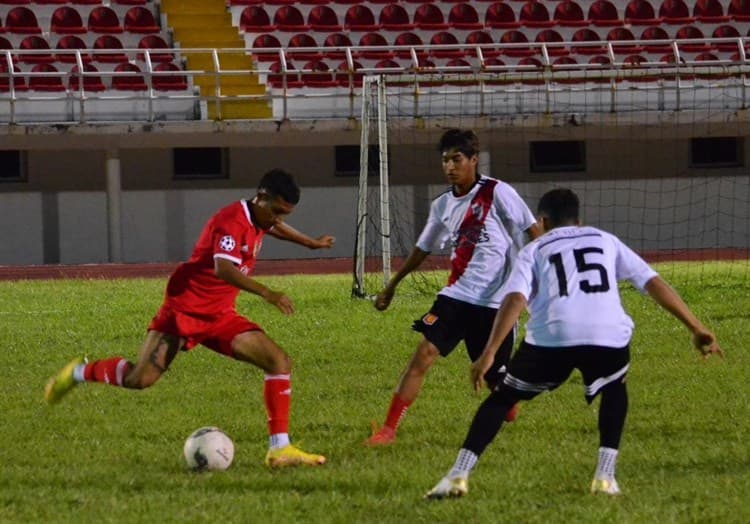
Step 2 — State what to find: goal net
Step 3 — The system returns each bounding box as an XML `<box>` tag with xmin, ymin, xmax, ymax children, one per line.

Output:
<box><xmin>352</xmin><ymin>74</ymin><xmax>750</xmax><ymax>299</ymax></box>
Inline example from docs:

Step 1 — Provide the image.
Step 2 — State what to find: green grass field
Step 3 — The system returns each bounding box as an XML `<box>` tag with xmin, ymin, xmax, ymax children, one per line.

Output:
<box><xmin>0</xmin><ymin>268</ymin><xmax>747</xmax><ymax>523</ymax></box>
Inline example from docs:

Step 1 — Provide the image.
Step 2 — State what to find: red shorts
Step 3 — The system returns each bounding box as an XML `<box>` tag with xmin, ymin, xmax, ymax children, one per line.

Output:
<box><xmin>148</xmin><ymin>304</ymin><xmax>263</xmax><ymax>357</ymax></box>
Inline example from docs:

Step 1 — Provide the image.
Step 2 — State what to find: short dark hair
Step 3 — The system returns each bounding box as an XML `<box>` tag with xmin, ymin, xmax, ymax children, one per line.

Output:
<box><xmin>537</xmin><ymin>188</ymin><xmax>580</xmax><ymax>226</ymax></box>
<box><xmin>438</xmin><ymin>129</ymin><xmax>480</xmax><ymax>158</ymax></box>
<box><xmin>258</xmin><ymin>168</ymin><xmax>300</xmax><ymax>205</ymax></box>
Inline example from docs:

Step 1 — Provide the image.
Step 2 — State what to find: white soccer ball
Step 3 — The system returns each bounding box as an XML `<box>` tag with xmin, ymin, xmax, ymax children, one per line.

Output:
<box><xmin>183</xmin><ymin>427</ymin><xmax>234</xmax><ymax>471</ymax></box>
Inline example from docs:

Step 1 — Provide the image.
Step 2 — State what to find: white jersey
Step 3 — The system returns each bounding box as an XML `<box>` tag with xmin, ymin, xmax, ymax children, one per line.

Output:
<box><xmin>502</xmin><ymin>225</ymin><xmax>658</xmax><ymax>347</ymax></box>
<box><xmin>416</xmin><ymin>175</ymin><xmax>536</xmax><ymax>308</ymax></box>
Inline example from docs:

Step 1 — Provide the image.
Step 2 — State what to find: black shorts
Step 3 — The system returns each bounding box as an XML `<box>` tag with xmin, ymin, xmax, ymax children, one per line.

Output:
<box><xmin>412</xmin><ymin>295</ymin><xmax>514</xmax><ymax>387</ymax></box>
<box><xmin>500</xmin><ymin>341</ymin><xmax>630</xmax><ymax>404</ymax></box>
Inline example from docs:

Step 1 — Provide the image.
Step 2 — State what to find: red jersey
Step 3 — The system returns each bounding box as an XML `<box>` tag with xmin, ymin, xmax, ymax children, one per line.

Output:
<box><xmin>164</xmin><ymin>200</ymin><xmax>266</xmax><ymax>315</ymax></box>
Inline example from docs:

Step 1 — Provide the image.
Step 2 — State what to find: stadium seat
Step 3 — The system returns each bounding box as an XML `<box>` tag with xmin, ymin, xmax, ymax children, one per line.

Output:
<box><xmin>588</xmin><ymin>0</ymin><xmax>622</xmax><ymax>27</ymax></box>
<box><xmin>551</xmin><ymin>55</ymin><xmax>581</xmax><ymax>84</ymax></box>
<box><xmin>111</xmin><ymin>61</ymin><xmax>147</xmax><ymax>90</ymax></box>
<box><xmin>123</xmin><ymin>6</ymin><xmax>159</xmax><ymax>33</ymax></box>
<box><xmin>69</xmin><ymin>63</ymin><xmax>106</xmax><ymax>91</ymax></box>
<box><xmin>28</xmin><ymin>63</ymin><xmax>65</xmax><ymax>91</ymax></box>
<box><xmin>516</xmin><ymin>56</ymin><xmax>544</xmax><ymax>84</ymax></box>
<box><xmin>729</xmin><ymin>0</ymin><xmax>750</xmax><ymax>21</ymax></box>
<box><xmin>0</xmin><ymin>61</ymin><xmax>27</xmax><ymax>92</ymax></box>
<box><xmin>711</xmin><ymin>25</ymin><xmax>741</xmax><ymax>52</ymax></box>
<box><xmin>300</xmin><ymin>59</ymin><xmax>336</xmax><ymax>87</ymax></box>
<box><xmin>88</xmin><ymin>6</ymin><xmax>123</xmax><ymax>33</ymax></box>
<box><xmin>519</xmin><ymin>1</ymin><xmax>556</xmax><ymax>28</ymax></box>
<box><xmin>536</xmin><ymin>29</ymin><xmax>568</xmax><ymax>56</ymax></box>
<box><xmin>5</xmin><ymin>6</ymin><xmax>42</xmax><ymax>34</ymax></box>
<box><xmin>322</xmin><ymin>32</ymin><xmax>353</xmax><ymax>59</ymax></box>
<box><xmin>625</xmin><ymin>0</ymin><xmax>661</xmax><ymax>26</ymax></box>
<box><xmin>308</xmin><ymin>5</ymin><xmax>342</xmax><ymax>31</ymax></box>
<box><xmin>500</xmin><ymin>29</ymin><xmax>535</xmax><ymax>57</ymax></box>
<box><xmin>251</xmin><ymin>33</ymin><xmax>283</xmax><ymax>61</ymax></box>
<box><xmin>273</xmin><ymin>5</ymin><xmax>309</xmax><ymax>31</ymax></box>
<box><xmin>658</xmin><ymin>0</ymin><xmax>695</xmax><ymax>24</ymax></box>
<box><xmin>448</xmin><ymin>3</ymin><xmax>482</xmax><ymax>30</ymax></box>
<box><xmin>344</xmin><ymin>5</ymin><xmax>379</xmax><ymax>31</ymax></box>
<box><xmin>571</xmin><ymin>28</ymin><xmax>606</xmax><ymax>55</ymax></box>
<box><xmin>379</xmin><ymin>4</ymin><xmax>413</xmax><ymax>30</ymax></box>
<box><xmin>693</xmin><ymin>0</ymin><xmax>729</xmax><ymax>22</ymax></box>
<box><xmin>640</xmin><ymin>26</ymin><xmax>671</xmax><ymax>53</ymax></box>
<box><xmin>606</xmin><ymin>27</ymin><xmax>642</xmax><ymax>54</ymax></box>
<box><xmin>55</xmin><ymin>34</ymin><xmax>91</xmax><ymax>63</ymax></box>
<box><xmin>413</xmin><ymin>3</ymin><xmax>449</xmax><ymax>30</ymax></box>
<box><xmin>137</xmin><ymin>35</ymin><xmax>173</xmax><ymax>63</ymax></box>
<box><xmin>92</xmin><ymin>34</ymin><xmax>127</xmax><ymax>63</ymax></box>
<box><xmin>358</xmin><ymin>32</ymin><xmax>393</xmax><ymax>59</ymax></box>
<box><xmin>675</xmin><ymin>25</ymin><xmax>711</xmax><ymax>52</ymax></box>
<box><xmin>484</xmin><ymin>2</ymin><xmax>519</xmax><ymax>29</ymax></box>
<box><xmin>553</xmin><ymin>1</ymin><xmax>588</xmax><ymax>27</ymax></box>
<box><xmin>18</xmin><ymin>35</ymin><xmax>55</xmax><ymax>63</ymax></box>
<box><xmin>112</xmin><ymin>0</ymin><xmax>148</xmax><ymax>5</ymax></box>
<box><xmin>266</xmin><ymin>60</ymin><xmax>302</xmax><ymax>89</ymax></box>
<box><xmin>465</xmin><ymin>29</ymin><xmax>500</xmax><ymax>58</ymax></box>
<box><xmin>287</xmin><ymin>33</ymin><xmax>321</xmax><ymax>60</ymax></box>
<box><xmin>0</xmin><ymin>36</ymin><xmax>12</xmax><ymax>52</ymax></box>
<box><xmin>239</xmin><ymin>6</ymin><xmax>275</xmax><ymax>32</ymax></box>
<box><xmin>50</xmin><ymin>6</ymin><xmax>87</xmax><ymax>34</ymax></box>
<box><xmin>34</xmin><ymin>0</ymin><xmax>67</xmax><ymax>5</ymax></box>
<box><xmin>73</xmin><ymin>0</ymin><xmax>105</xmax><ymax>4</ymax></box>
<box><xmin>335</xmin><ymin>59</ymin><xmax>364</xmax><ymax>87</ymax></box>
<box><xmin>152</xmin><ymin>62</ymin><xmax>188</xmax><ymax>91</ymax></box>
<box><xmin>429</xmin><ymin>31</ymin><xmax>464</xmax><ymax>58</ymax></box>
<box><xmin>393</xmin><ymin>31</ymin><xmax>423</xmax><ymax>59</ymax></box>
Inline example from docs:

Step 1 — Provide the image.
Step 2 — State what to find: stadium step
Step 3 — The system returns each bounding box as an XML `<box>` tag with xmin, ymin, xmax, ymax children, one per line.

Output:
<box><xmin>160</xmin><ymin>0</ymin><xmax>271</xmax><ymax>119</ymax></box>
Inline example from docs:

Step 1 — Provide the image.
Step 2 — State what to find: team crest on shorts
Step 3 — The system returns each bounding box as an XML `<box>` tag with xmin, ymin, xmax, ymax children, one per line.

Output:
<box><xmin>422</xmin><ymin>313</ymin><xmax>438</xmax><ymax>325</ymax></box>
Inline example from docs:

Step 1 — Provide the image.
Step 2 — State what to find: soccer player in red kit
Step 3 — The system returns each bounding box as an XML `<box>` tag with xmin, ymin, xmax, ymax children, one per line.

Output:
<box><xmin>45</xmin><ymin>168</ymin><xmax>335</xmax><ymax>468</ymax></box>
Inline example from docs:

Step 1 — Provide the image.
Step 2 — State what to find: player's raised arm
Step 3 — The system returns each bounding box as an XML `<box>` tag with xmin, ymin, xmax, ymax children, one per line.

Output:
<box><xmin>643</xmin><ymin>276</ymin><xmax>723</xmax><ymax>359</ymax></box>
<box><xmin>268</xmin><ymin>222</ymin><xmax>335</xmax><ymax>250</ymax></box>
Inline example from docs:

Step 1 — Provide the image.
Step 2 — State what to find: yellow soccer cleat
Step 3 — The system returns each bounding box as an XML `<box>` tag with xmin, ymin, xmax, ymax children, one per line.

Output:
<box><xmin>424</xmin><ymin>476</ymin><xmax>469</xmax><ymax>500</ymax></box>
<box><xmin>44</xmin><ymin>356</ymin><xmax>86</xmax><ymax>405</ymax></box>
<box><xmin>590</xmin><ymin>476</ymin><xmax>621</xmax><ymax>496</ymax></box>
<box><xmin>264</xmin><ymin>444</ymin><xmax>326</xmax><ymax>468</ymax></box>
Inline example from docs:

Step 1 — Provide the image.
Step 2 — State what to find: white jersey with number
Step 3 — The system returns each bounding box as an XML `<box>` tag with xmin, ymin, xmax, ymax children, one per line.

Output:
<box><xmin>502</xmin><ymin>225</ymin><xmax>658</xmax><ymax>347</ymax></box>
<box><xmin>416</xmin><ymin>175</ymin><xmax>537</xmax><ymax>308</ymax></box>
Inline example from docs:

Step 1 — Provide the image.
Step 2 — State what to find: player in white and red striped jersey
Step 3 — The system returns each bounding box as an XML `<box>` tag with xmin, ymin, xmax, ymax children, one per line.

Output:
<box><xmin>45</xmin><ymin>169</ymin><xmax>335</xmax><ymax>468</ymax></box>
<box><xmin>426</xmin><ymin>188</ymin><xmax>723</xmax><ymax>499</ymax></box>
<box><xmin>365</xmin><ymin>129</ymin><xmax>541</xmax><ymax>446</ymax></box>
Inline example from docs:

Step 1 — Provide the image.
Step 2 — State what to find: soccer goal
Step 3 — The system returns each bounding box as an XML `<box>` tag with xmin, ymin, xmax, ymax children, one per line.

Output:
<box><xmin>352</xmin><ymin>73</ymin><xmax>750</xmax><ymax>300</ymax></box>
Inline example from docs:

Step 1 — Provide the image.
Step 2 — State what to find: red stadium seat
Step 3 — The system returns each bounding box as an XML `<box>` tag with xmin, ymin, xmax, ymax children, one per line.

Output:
<box><xmin>112</xmin><ymin>61</ymin><xmax>148</xmax><ymax>90</ymax></box>
<box><xmin>465</xmin><ymin>29</ymin><xmax>499</xmax><ymax>58</ymax></box>
<box><xmin>658</xmin><ymin>0</ymin><xmax>695</xmax><ymax>24</ymax></box>
<box><xmin>112</xmin><ymin>0</ymin><xmax>148</xmax><ymax>5</ymax></box>
<box><xmin>588</xmin><ymin>0</ymin><xmax>622</xmax><ymax>27</ymax></box>
<box><xmin>55</xmin><ymin>34</ymin><xmax>91</xmax><ymax>63</ymax></box>
<box><xmin>0</xmin><ymin>36</ymin><xmax>12</xmax><ymax>51</ymax></box>
<box><xmin>413</xmin><ymin>3</ymin><xmax>449</xmax><ymax>30</ymax></box>
<box><xmin>239</xmin><ymin>6</ymin><xmax>275</xmax><ymax>32</ymax></box>
<box><xmin>335</xmin><ymin>59</ymin><xmax>364</xmax><ymax>87</ymax></box>
<box><xmin>287</xmin><ymin>32</ymin><xmax>320</xmax><ymax>60</ymax></box>
<box><xmin>693</xmin><ymin>0</ymin><xmax>729</xmax><ymax>22</ymax></box>
<box><xmin>69</xmin><ymin>63</ymin><xmax>106</xmax><ymax>91</ymax></box>
<box><xmin>379</xmin><ymin>4</ymin><xmax>413</xmax><ymax>30</ymax></box>
<box><xmin>552</xmin><ymin>55</ymin><xmax>580</xmax><ymax>84</ymax></box>
<box><xmin>344</xmin><ymin>5</ymin><xmax>378</xmax><ymax>31</ymax></box>
<box><xmin>429</xmin><ymin>30</ymin><xmax>464</xmax><ymax>58</ymax></box>
<box><xmin>5</xmin><ymin>7</ymin><xmax>42</xmax><ymax>34</ymax></box>
<box><xmin>358</xmin><ymin>32</ymin><xmax>393</xmax><ymax>59</ymax></box>
<box><xmin>624</xmin><ymin>0</ymin><xmax>661</xmax><ymax>25</ymax></box>
<box><xmin>554</xmin><ymin>1</ymin><xmax>588</xmax><ymax>27</ymax></box>
<box><xmin>50</xmin><ymin>6</ymin><xmax>87</xmax><ymax>34</ymax></box>
<box><xmin>322</xmin><ymin>32</ymin><xmax>353</xmax><ymax>59</ymax></box>
<box><xmin>485</xmin><ymin>2</ymin><xmax>519</xmax><ymax>29</ymax></box>
<box><xmin>536</xmin><ymin>29</ymin><xmax>568</xmax><ymax>56</ymax></box>
<box><xmin>516</xmin><ymin>56</ymin><xmax>544</xmax><ymax>84</ymax></box>
<box><xmin>571</xmin><ymin>28</ymin><xmax>605</xmax><ymax>55</ymax></box>
<box><xmin>675</xmin><ymin>25</ymin><xmax>711</xmax><ymax>52</ymax></box>
<box><xmin>18</xmin><ymin>35</ymin><xmax>54</xmax><ymax>63</ymax></box>
<box><xmin>729</xmin><ymin>0</ymin><xmax>750</xmax><ymax>21</ymax></box>
<box><xmin>266</xmin><ymin>60</ymin><xmax>302</xmax><ymax>89</ymax></box>
<box><xmin>123</xmin><ymin>6</ymin><xmax>159</xmax><ymax>33</ymax></box>
<box><xmin>88</xmin><ymin>6</ymin><xmax>123</xmax><ymax>33</ymax></box>
<box><xmin>35</xmin><ymin>0</ymin><xmax>67</xmax><ymax>5</ymax></box>
<box><xmin>607</xmin><ymin>27</ymin><xmax>643</xmax><ymax>54</ymax></box>
<box><xmin>519</xmin><ymin>1</ymin><xmax>556</xmax><ymax>28</ymax></box>
<box><xmin>273</xmin><ymin>5</ymin><xmax>309</xmax><ymax>31</ymax></box>
<box><xmin>500</xmin><ymin>29</ymin><xmax>535</xmax><ymax>57</ymax></box>
<box><xmin>308</xmin><ymin>5</ymin><xmax>342</xmax><ymax>31</ymax></box>
<box><xmin>712</xmin><ymin>25</ymin><xmax>741</xmax><ymax>52</ymax></box>
<box><xmin>137</xmin><ymin>34</ymin><xmax>174</xmax><ymax>63</ymax></box>
<box><xmin>153</xmin><ymin>62</ymin><xmax>188</xmax><ymax>90</ymax></box>
<box><xmin>448</xmin><ymin>3</ymin><xmax>482</xmax><ymax>30</ymax></box>
<box><xmin>0</xmin><ymin>61</ymin><xmax>27</xmax><ymax>92</ymax></box>
<box><xmin>393</xmin><ymin>31</ymin><xmax>423</xmax><ymax>58</ymax></box>
<box><xmin>92</xmin><ymin>34</ymin><xmax>127</xmax><ymax>63</ymax></box>
<box><xmin>251</xmin><ymin>33</ymin><xmax>282</xmax><ymax>61</ymax></box>
<box><xmin>300</xmin><ymin>59</ymin><xmax>336</xmax><ymax>87</ymax></box>
<box><xmin>28</xmin><ymin>63</ymin><xmax>65</xmax><ymax>91</ymax></box>
<box><xmin>640</xmin><ymin>26</ymin><xmax>671</xmax><ymax>53</ymax></box>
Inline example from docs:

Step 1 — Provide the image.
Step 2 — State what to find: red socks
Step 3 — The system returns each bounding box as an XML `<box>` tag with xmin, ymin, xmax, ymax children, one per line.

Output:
<box><xmin>264</xmin><ymin>374</ymin><xmax>291</xmax><ymax>435</ymax></box>
<box><xmin>83</xmin><ymin>357</ymin><xmax>131</xmax><ymax>386</ymax></box>
<box><xmin>384</xmin><ymin>394</ymin><xmax>412</xmax><ymax>431</ymax></box>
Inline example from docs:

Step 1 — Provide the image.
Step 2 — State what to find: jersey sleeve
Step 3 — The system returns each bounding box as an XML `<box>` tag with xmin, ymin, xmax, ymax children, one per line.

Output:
<box><xmin>416</xmin><ymin>199</ymin><xmax>449</xmax><ymax>252</ymax></box>
<box><xmin>613</xmin><ymin>235</ymin><xmax>658</xmax><ymax>292</ymax></box>
<box><xmin>494</xmin><ymin>182</ymin><xmax>537</xmax><ymax>234</ymax></box>
<box><xmin>499</xmin><ymin>243</ymin><xmax>536</xmax><ymax>299</ymax></box>
<box><xmin>211</xmin><ymin>219</ymin><xmax>246</xmax><ymax>265</ymax></box>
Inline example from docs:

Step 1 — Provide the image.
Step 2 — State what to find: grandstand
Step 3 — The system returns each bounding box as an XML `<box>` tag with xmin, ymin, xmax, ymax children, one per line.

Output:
<box><xmin>0</xmin><ymin>0</ymin><xmax>748</xmax><ymax>286</ymax></box>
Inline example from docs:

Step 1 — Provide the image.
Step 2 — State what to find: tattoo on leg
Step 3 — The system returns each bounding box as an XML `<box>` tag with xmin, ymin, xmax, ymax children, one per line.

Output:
<box><xmin>148</xmin><ymin>344</ymin><xmax>169</xmax><ymax>373</ymax></box>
